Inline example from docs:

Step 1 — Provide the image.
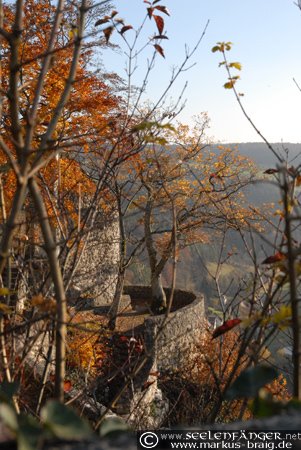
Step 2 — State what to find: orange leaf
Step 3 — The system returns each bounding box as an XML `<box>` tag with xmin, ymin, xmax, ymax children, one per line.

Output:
<box><xmin>95</xmin><ymin>16</ymin><xmax>110</xmax><ymax>26</ymax></box>
<box><xmin>212</xmin><ymin>319</ymin><xmax>241</xmax><ymax>339</ymax></box>
<box><xmin>153</xmin><ymin>15</ymin><xmax>164</xmax><ymax>34</ymax></box>
<box><xmin>64</xmin><ymin>380</ymin><xmax>72</xmax><ymax>393</ymax></box>
<box><xmin>154</xmin><ymin>5</ymin><xmax>170</xmax><ymax>16</ymax></box>
<box><xmin>120</xmin><ymin>25</ymin><xmax>133</xmax><ymax>35</ymax></box>
<box><xmin>103</xmin><ymin>26</ymin><xmax>114</xmax><ymax>43</ymax></box>
<box><xmin>142</xmin><ymin>380</ymin><xmax>156</xmax><ymax>391</ymax></box>
<box><xmin>149</xmin><ymin>371</ymin><xmax>160</xmax><ymax>377</ymax></box>
<box><xmin>154</xmin><ymin>44</ymin><xmax>165</xmax><ymax>58</ymax></box>
<box><xmin>262</xmin><ymin>252</ymin><xmax>286</xmax><ymax>265</ymax></box>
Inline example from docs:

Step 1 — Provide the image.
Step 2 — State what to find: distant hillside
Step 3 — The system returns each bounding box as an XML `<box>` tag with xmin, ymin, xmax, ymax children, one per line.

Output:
<box><xmin>222</xmin><ymin>142</ymin><xmax>301</xmax><ymax>168</ymax></box>
<box><xmin>127</xmin><ymin>142</ymin><xmax>300</xmax><ymax>304</ymax></box>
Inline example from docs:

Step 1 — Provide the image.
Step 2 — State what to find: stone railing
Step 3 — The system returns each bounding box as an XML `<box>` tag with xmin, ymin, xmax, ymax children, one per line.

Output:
<box><xmin>123</xmin><ymin>286</ymin><xmax>205</xmax><ymax>372</ymax></box>
<box><xmin>109</xmin><ymin>286</ymin><xmax>206</xmax><ymax>424</ymax></box>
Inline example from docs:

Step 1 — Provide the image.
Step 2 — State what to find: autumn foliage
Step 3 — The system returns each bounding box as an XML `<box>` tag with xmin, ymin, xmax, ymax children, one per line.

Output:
<box><xmin>160</xmin><ymin>330</ymin><xmax>290</xmax><ymax>425</ymax></box>
<box><xmin>66</xmin><ymin>312</ymin><xmax>112</xmax><ymax>378</ymax></box>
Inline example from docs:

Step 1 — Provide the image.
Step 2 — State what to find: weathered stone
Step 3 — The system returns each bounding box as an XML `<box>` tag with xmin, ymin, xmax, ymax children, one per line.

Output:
<box><xmin>68</xmin><ymin>212</ymin><xmax>120</xmax><ymax>306</ymax></box>
<box><xmin>102</xmin><ymin>286</ymin><xmax>206</xmax><ymax>427</ymax></box>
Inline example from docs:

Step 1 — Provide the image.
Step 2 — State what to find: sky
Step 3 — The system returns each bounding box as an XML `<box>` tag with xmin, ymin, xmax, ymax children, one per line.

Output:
<box><xmin>104</xmin><ymin>1</ymin><xmax>301</xmax><ymax>143</ymax></box>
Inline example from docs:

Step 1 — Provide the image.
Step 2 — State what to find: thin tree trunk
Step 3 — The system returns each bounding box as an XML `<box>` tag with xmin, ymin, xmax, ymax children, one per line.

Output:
<box><xmin>29</xmin><ymin>178</ymin><xmax>67</xmax><ymax>402</ymax></box>
<box><xmin>0</xmin><ymin>181</ymin><xmax>27</xmax><ymax>274</ymax></box>
<box><xmin>108</xmin><ymin>194</ymin><xmax>126</xmax><ymax>329</ymax></box>
<box><xmin>108</xmin><ymin>273</ymin><xmax>125</xmax><ymax>330</ymax></box>
<box><xmin>282</xmin><ymin>169</ymin><xmax>301</xmax><ymax>399</ymax></box>
<box><xmin>144</xmin><ymin>193</ymin><xmax>167</xmax><ymax>312</ymax></box>
<box><xmin>150</xmin><ymin>272</ymin><xmax>166</xmax><ymax>314</ymax></box>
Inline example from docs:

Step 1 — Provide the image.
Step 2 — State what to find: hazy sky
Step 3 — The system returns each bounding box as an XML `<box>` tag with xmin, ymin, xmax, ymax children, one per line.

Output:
<box><xmin>106</xmin><ymin>1</ymin><xmax>301</xmax><ymax>143</ymax></box>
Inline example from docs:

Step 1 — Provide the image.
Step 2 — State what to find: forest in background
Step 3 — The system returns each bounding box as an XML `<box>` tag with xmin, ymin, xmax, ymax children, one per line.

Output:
<box><xmin>126</xmin><ymin>142</ymin><xmax>297</xmax><ymax>300</ymax></box>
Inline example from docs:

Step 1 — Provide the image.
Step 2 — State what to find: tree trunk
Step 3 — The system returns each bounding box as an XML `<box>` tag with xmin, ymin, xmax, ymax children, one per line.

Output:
<box><xmin>108</xmin><ymin>271</ymin><xmax>125</xmax><ymax>330</ymax></box>
<box><xmin>108</xmin><ymin>192</ymin><xmax>125</xmax><ymax>330</ymax></box>
<box><xmin>150</xmin><ymin>272</ymin><xmax>166</xmax><ymax>314</ymax></box>
<box><xmin>29</xmin><ymin>178</ymin><xmax>67</xmax><ymax>402</ymax></box>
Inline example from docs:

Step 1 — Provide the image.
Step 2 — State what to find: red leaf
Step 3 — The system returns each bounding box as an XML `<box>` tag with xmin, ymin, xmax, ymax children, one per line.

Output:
<box><xmin>154</xmin><ymin>5</ymin><xmax>170</xmax><ymax>16</ymax></box>
<box><xmin>135</xmin><ymin>343</ymin><xmax>144</xmax><ymax>353</ymax></box>
<box><xmin>142</xmin><ymin>380</ymin><xmax>156</xmax><ymax>391</ymax></box>
<box><xmin>95</xmin><ymin>16</ymin><xmax>110</xmax><ymax>26</ymax></box>
<box><xmin>94</xmin><ymin>358</ymin><xmax>103</xmax><ymax>368</ymax></box>
<box><xmin>152</xmin><ymin>34</ymin><xmax>168</xmax><ymax>40</ymax></box>
<box><xmin>147</xmin><ymin>7</ymin><xmax>154</xmax><ymax>18</ymax></box>
<box><xmin>153</xmin><ymin>0</ymin><xmax>162</xmax><ymax>4</ymax></box>
<box><xmin>212</xmin><ymin>319</ymin><xmax>242</xmax><ymax>339</ymax></box>
<box><xmin>64</xmin><ymin>380</ymin><xmax>72</xmax><ymax>393</ymax></box>
<box><xmin>149</xmin><ymin>371</ymin><xmax>160</xmax><ymax>377</ymax></box>
<box><xmin>263</xmin><ymin>168</ymin><xmax>279</xmax><ymax>175</ymax></box>
<box><xmin>262</xmin><ymin>252</ymin><xmax>286</xmax><ymax>265</ymax></box>
<box><xmin>103</xmin><ymin>26</ymin><xmax>114</xmax><ymax>43</ymax></box>
<box><xmin>120</xmin><ymin>25</ymin><xmax>133</xmax><ymax>35</ymax></box>
<box><xmin>144</xmin><ymin>0</ymin><xmax>151</xmax><ymax>3</ymax></box>
<box><xmin>154</xmin><ymin>44</ymin><xmax>165</xmax><ymax>58</ymax></box>
<box><xmin>288</xmin><ymin>166</ymin><xmax>297</xmax><ymax>177</ymax></box>
<box><xmin>110</xmin><ymin>10</ymin><xmax>118</xmax><ymax>18</ymax></box>
<box><xmin>153</xmin><ymin>15</ymin><xmax>164</xmax><ymax>34</ymax></box>
<box><xmin>209</xmin><ymin>173</ymin><xmax>222</xmax><ymax>181</ymax></box>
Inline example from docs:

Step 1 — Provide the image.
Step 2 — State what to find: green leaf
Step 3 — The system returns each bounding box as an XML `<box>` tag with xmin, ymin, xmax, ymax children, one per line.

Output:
<box><xmin>144</xmin><ymin>136</ymin><xmax>168</xmax><ymax>145</ymax></box>
<box><xmin>229</xmin><ymin>62</ymin><xmax>242</xmax><ymax>70</ymax></box>
<box><xmin>286</xmin><ymin>399</ymin><xmax>301</xmax><ymax>412</ymax></box>
<box><xmin>41</xmin><ymin>400</ymin><xmax>92</xmax><ymax>440</ymax></box>
<box><xmin>225</xmin><ymin>41</ymin><xmax>233</xmax><ymax>51</ymax></box>
<box><xmin>224</xmin><ymin>81</ymin><xmax>234</xmax><ymax>89</ymax></box>
<box><xmin>211</xmin><ymin>45</ymin><xmax>221</xmax><ymax>53</ymax></box>
<box><xmin>131</xmin><ymin>121</ymin><xmax>156</xmax><ymax>132</ymax></box>
<box><xmin>250</xmin><ymin>390</ymin><xmax>284</xmax><ymax>418</ymax></box>
<box><xmin>131</xmin><ymin>121</ymin><xmax>174</xmax><ymax>133</ymax></box>
<box><xmin>99</xmin><ymin>416</ymin><xmax>129</xmax><ymax>437</ymax></box>
<box><xmin>161</xmin><ymin>123</ymin><xmax>176</xmax><ymax>131</ymax></box>
<box><xmin>0</xmin><ymin>403</ymin><xmax>18</xmax><ymax>431</ymax></box>
<box><xmin>18</xmin><ymin>414</ymin><xmax>43</xmax><ymax>450</ymax></box>
<box><xmin>225</xmin><ymin>365</ymin><xmax>278</xmax><ymax>400</ymax></box>
<box><xmin>0</xmin><ymin>381</ymin><xmax>19</xmax><ymax>402</ymax></box>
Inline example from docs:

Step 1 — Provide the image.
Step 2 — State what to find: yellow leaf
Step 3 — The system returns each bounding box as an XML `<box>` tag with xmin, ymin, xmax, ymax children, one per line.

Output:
<box><xmin>0</xmin><ymin>302</ymin><xmax>14</xmax><ymax>314</ymax></box>
<box><xmin>0</xmin><ymin>287</ymin><xmax>12</xmax><ymax>296</ymax></box>
<box><xmin>271</xmin><ymin>305</ymin><xmax>292</xmax><ymax>329</ymax></box>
